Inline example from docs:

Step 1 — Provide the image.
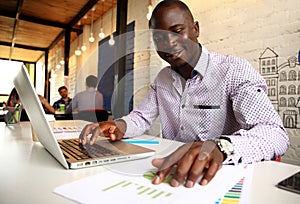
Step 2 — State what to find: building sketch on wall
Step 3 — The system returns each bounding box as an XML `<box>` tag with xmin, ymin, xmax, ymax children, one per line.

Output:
<box><xmin>259</xmin><ymin>48</ymin><xmax>300</xmax><ymax>128</ymax></box>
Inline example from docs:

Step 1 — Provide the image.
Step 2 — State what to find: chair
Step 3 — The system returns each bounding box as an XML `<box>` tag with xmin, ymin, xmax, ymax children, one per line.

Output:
<box><xmin>77</xmin><ymin>108</ymin><xmax>108</xmax><ymax>123</ymax></box>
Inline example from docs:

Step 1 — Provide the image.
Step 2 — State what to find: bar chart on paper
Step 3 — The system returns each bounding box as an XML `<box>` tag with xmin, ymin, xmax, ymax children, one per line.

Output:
<box><xmin>102</xmin><ymin>180</ymin><xmax>173</xmax><ymax>199</ymax></box>
<box><xmin>53</xmin><ymin>165</ymin><xmax>252</xmax><ymax>204</ymax></box>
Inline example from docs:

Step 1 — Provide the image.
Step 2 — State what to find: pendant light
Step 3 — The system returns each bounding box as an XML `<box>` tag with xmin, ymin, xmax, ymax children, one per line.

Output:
<box><xmin>75</xmin><ymin>29</ymin><xmax>82</xmax><ymax>56</ymax></box>
<box><xmin>98</xmin><ymin>0</ymin><xmax>105</xmax><ymax>39</ymax></box>
<box><xmin>89</xmin><ymin>6</ymin><xmax>96</xmax><ymax>43</ymax></box>
<box><xmin>108</xmin><ymin>1</ymin><xmax>115</xmax><ymax>46</ymax></box>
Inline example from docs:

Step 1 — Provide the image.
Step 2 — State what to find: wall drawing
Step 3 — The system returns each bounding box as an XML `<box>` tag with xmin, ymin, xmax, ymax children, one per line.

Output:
<box><xmin>259</xmin><ymin>48</ymin><xmax>300</xmax><ymax>128</ymax></box>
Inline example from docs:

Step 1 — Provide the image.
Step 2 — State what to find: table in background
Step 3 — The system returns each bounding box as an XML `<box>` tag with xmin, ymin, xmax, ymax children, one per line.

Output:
<box><xmin>0</xmin><ymin>121</ymin><xmax>299</xmax><ymax>204</ymax></box>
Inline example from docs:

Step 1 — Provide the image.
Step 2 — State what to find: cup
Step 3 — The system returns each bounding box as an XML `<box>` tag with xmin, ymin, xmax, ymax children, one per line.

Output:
<box><xmin>59</xmin><ymin>104</ymin><xmax>65</xmax><ymax>112</ymax></box>
<box><xmin>4</xmin><ymin>105</ymin><xmax>22</xmax><ymax>125</ymax></box>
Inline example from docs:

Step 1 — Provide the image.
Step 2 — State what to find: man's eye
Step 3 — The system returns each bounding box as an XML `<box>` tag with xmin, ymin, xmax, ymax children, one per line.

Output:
<box><xmin>174</xmin><ymin>28</ymin><xmax>182</xmax><ymax>33</ymax></box>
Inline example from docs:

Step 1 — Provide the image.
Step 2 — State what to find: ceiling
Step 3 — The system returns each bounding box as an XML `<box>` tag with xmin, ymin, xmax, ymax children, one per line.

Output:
<box><xmin>0</xmin><ymin>0</ymin><xmax>117</xmax><ymax>63</ymax></box>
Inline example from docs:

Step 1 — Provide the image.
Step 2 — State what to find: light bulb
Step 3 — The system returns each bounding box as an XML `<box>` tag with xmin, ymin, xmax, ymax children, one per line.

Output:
<box><xmin>81</xmin><ymin>44</ymin><xmax>87</xmax><ymax>51</ymax></box>
<box><xmin>56</xmin><ymin>64</ymin><xmax>61</xmax><ymax>69</ymax></box>
<box><xmin>75</xmin><ymin>48</ymin><xmax>82</xmax><ymax>56</ymax></box>
<box><xmin>108</xmin><ymin>35</ymin><xmax>115</xmax><ymax>46</ymax></box>
<box><xmin>89</xmin><ymin>33</ymin><xmax>95</xmax><ymax>42</ymax></box>
<box><xmin>60</xmin><ymin>59</ymin><xmax>65</xmax><ymax>65</ymax></box>
<box><xmin>146</xmin><ymin>5</ymin><xmax>153</xmax><ymax>20</ymax></box>
<box><xmin>99</xmin><ymin>28</ymin><xmax>105</xmax><ymax>39</ymax></box>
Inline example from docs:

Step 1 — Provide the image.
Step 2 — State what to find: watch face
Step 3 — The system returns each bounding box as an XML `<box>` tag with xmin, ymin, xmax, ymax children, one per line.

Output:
<box><xmin>219</xmin><ymin>139</ymin><xmax>234</xmax><ymax>154</ymax></box>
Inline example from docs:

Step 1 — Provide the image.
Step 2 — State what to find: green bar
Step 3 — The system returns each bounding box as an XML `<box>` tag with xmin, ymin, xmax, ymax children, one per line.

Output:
<box><xmin>122</xmin><ymin>182</ymin><xmax>132</xmax><ymax>187</ymax></box>
<box><xmin>224</xmin><ymin>195</ymin><xmax>240</xmax><ymax>199</ymax></box>
<box><xmin>137</xmin><ymin>186</ymin><xmax>144</xmax><ymax>190</ymax></box>
<box><xmin>138</xmin><ymin>187</ymin><xmax>150</xmax><ymax>195</ymax></box>
<box><xmin>225</xmin><ymin>192</ymin><xmax>240</xmax><ymax>197</ymax></box>
<box><xmin>165</xmin><ymin>192</ymin><xmax>172</xmax><ymax>197</ymax></box>
<box><xmin>148</xmin><ymin>189</ymin><xmax>157</xmax><ymax>195</ymax></box>
<box><xmin>153</xmin><ymin>191</ymin><xmax>164</xmax><ymax>199</ymax></box>
<box><xmin>102</xmin><ymin>181</ymin><xmax>126</xmax><ymax>191</ymax></box>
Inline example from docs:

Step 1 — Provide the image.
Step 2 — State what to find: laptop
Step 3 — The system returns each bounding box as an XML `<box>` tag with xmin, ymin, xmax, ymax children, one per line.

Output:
<box><xmin>13</xmin><ymin>64</ymin><xmax>155</xmax><ymax>169</ymax></box>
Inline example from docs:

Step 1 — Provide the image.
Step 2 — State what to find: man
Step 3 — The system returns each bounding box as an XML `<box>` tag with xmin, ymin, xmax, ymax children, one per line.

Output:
<box><xmin>79</xmin><ymin>0</ymin><xmax>289</xmax><ymax>188</ymax></box>
<box><xmin>52</xmin><ymin>86</ymin><xmax>72</xmax><ymax>111</ymax></box>
<box><xmin>66</xmin><ymin>75</ymin><xmax>103</xmax><ymax>113</ymax></box>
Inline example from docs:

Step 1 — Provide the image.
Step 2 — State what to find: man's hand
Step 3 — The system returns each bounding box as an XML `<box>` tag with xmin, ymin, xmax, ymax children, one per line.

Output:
<box><xmin>79</xmin><ymin>121</ymin><xmax>126</xmax><ymax>145</ymax></box>
<box><xmin>151</xmin><ymin>141</ymin><xmax>224</xmax><ymax>188</ymax></box>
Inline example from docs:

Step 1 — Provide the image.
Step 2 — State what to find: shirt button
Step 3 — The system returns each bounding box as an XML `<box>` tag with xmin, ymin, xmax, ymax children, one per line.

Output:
<box><xmin>181</xmin><ymin>104</ymin><xmax>185</xmax><ymax>108</ymax></box>
<box><xmin>181</xmin><ymin>126</ymin><xmax>184</xmax><ymax>130</ymax></box>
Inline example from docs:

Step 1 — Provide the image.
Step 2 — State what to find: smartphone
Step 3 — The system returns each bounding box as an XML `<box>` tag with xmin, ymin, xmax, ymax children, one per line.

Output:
<box><xmin>277</xmin><ymin>170</ymin><xmax>300</xmax><ymax>194</ymax></box>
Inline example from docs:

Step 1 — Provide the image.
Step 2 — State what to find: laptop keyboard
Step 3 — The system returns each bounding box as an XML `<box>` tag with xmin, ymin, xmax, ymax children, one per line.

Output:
<box><xmin>58</xmin><ymin>139</ymin><xmax>120</xmax><ymax>160</ymax></box>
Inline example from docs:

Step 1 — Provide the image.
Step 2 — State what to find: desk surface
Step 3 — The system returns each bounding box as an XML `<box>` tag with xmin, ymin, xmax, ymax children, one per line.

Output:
<box><xmin>0</xmin><ymin>121</ymin><xmax>299</xmax><ymax>204</ymax></box>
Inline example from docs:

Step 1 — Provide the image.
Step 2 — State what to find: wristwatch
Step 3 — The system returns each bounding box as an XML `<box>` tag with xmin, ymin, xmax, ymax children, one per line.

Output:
<box><xmin>215</xmin><ymin>137</ymin><xmax>234</xmax><ymax>161</ymax></box>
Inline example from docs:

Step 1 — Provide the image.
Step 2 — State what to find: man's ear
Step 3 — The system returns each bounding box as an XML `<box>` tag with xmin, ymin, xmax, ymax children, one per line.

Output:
<box><xmin>194</xmin><ymin>21</ymin><xmax>200</xmax><ymax>38</ymax></box>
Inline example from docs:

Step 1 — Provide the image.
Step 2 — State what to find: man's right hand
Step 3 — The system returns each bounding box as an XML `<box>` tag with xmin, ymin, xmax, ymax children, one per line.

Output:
<box><xmin>79</xmin><ymin>120</ymin><xmax>126</xmax><ymax>145</ymax></box>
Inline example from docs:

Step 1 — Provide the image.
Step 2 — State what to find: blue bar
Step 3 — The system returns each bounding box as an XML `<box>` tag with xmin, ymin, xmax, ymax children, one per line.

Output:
<box><xmin>123</xmin><ymin>140</ymin><xmax>160</xmax><ymax>145</ymax></box>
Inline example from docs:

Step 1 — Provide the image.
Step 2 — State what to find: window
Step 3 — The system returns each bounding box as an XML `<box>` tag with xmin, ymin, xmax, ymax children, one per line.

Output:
<box><xmin>272</xmin><ymin>59</ymin><xmax>276</xmax><ymax>65</ymax></box>
<box><xmin>288</xmin><ymin>70</ymin><xmax>297</xmax><ymax>81</ymax></box>
<box><xmin>279</xmin><ymin>85</ymin><xmax>286</xmax><ymax>94</ymax></box>
<box><xmin>288</xmin><ymin>85</ymin><xmax>296</xmax><ymax>95</ymax></box>
<box><xmin>280</xmin><ymin>71</ymin><xmax>287</xmax><ymax>81</ymax></box>
<box><xmin>280</xmin><ymin>97</ymin><xmax>286</xmax><ymax>107</ymax></box>
<box><xmin>288</xmin><ymin>97</ymin><xmax>296</xmax><ymax>107</ymax></box>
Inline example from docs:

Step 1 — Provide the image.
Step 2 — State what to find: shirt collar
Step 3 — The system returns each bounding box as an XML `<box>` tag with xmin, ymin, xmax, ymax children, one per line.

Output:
<box><xmin>193</xmin><ymin>45</ymin><xmax>209</xmax><ymax>78</ymax></box>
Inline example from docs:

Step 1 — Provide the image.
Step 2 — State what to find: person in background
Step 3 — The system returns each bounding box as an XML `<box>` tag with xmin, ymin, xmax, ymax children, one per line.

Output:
<box><xmin>79</xmin><ymin>0</ymin><xmax>289</xmax><ymax>188</ymax></box>
<box><xmin>7</xmin><ymin>87</ymin><xmax>55</xmax><ymax>117</ymax></box>
<box><xmin>66</xmin><ymin>75</ymin><xmax>103</xmax><ymax>114</ymax></box>
<box><xmin>52</xmin><ymin>86</ymin><xmax>72</xmax><ymax>111</ymax></box>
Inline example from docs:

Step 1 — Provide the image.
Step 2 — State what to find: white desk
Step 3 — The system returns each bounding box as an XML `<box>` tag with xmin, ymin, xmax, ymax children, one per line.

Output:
<box><xmin>0</xmin><ymin>121</ymin><xmax>299</xmax><ymax>204</ymax></box>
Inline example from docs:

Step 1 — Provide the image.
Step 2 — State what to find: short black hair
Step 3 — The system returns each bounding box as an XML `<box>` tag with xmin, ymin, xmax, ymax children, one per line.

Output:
<box><xmin>149</xmin><ymin>0</ymin><xmax>194</xmax><ymax>28</ymax></box>
<box><xmin>86</xmin><ymin>75</ymin><xmax>98</xmax><ymax>88</ymax></box>
<box><xmin>58</xmin><ymin>86</ymin><xmax>67</xmax><ymax>92</ymax></box>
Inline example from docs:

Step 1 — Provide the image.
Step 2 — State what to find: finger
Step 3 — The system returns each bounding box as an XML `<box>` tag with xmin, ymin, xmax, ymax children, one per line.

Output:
<box><xmin>199</xmin><ymin>160</ymin><xmax>220</xmax><ymax>185</ymax></box>
<box><xmin>79</xmin><ymin>124</ymin><xmax>96</xmax><ymax>144</ymax></box>
<box><xmin>151</xmin><ymin>158</ymin><xmax>164</xmax><ymax>168</ymax></box>
<box><xmin>151</xmin><ymin>157</ymin><xmax>174</xmax><ymax>185</ymax></box>
<box><xmin>152</xmin><ymin>144</ymin><xmax>191</xmax><ymax>185</ymax></box>
<box><xmin>185</xmin><ymin>151</ymin><xmax>210</xmax><ymax>188</ymax></box>
<box><xmin>171</xmin><ymin>152</ymin><xmax>197</xmax><ymax>187</ymax></box>
<box><xmin>108</xmin><ymin>126</ymin><xmax>117</xmax><ymax>141</ymax></box>
<box><xmin>89</xmin><ymin>124</ymin><xmax>103</xmax><ymax>145</ymax></box>
<box><xmin>152</xmin><ymin>165</ymin><xmax>172</xmax><ymax>185</ymax></box>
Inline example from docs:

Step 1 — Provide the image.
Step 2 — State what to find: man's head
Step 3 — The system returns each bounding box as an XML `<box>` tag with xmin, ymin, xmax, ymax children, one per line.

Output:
<box><xmin>58</xmin><ymin>86</ymin><xmax>68</xmax><ymax>99</ymax></box>
<box><xmin>86</xmin><ymin>75</ymin><xmax>98</xmax><ymax>88</ymax></box>
<box><xmin>149</xmin><ymin>0</ymin><xmax>200</xmax><ymax>72</ymax></box>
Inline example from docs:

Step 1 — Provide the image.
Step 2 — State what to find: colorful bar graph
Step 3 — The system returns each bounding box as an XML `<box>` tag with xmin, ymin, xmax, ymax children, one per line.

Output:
<box><xmin>215</xmin><ymin>177</ymin><xmax>245</xmax><ymax>204</ymax></box>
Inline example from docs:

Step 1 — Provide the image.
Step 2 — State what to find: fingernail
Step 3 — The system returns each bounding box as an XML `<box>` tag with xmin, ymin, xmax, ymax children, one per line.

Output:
<box><xmin>170</xmin><ymin>178</ymin><xmax>179</xmax><ymax>187</ymax></box>
<box><xmin>185</xmin><ymin>180</ymin><xmax>194</xmax><ymax>188</ymax></box>
<box><xmin>152</xmin><ymin>175</ymin><xmax>160</xmax><ymax>184</ymax></box>
<box><xmin>111</xmin><ymin>134</ymin><xmax>116</xmax><ymax>140</ymax></box>
<box><xmin>201</xmin><ymin>179</ymin><xmax>208</xmax><ymax>185</ymax></box>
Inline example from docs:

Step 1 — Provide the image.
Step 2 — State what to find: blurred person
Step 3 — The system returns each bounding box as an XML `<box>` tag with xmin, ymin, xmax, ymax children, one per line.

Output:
<box><xmin>66</xmin><ymin>75</ymin><xmax>103</xmax><ymax>114</ymax></box>
<box><xmin>7</xmin><ymin>87</ymin><xmax>55</xmax><ymax>118</ymax></box>
<box><xmin>53</xmin><ymin>86</ymin><xmax>72</xmax><ymax>111</ymax></box>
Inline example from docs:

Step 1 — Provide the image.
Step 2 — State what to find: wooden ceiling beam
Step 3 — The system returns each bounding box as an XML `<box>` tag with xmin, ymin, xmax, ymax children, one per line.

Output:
<box><xmin>0</xmin><ymin>41</ymin><xmax>47</xmax><ymax>51</ymax></box>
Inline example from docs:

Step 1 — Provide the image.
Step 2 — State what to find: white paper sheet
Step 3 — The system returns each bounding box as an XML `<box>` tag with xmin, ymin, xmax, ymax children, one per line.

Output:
<box><xmin>53</xmin><ymin>164</ymin><xmax>253</xmax><ymax>204</ymax></box>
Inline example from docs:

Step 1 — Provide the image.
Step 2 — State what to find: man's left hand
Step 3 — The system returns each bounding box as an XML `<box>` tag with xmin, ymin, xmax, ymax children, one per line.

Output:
<box><xmin>151</xmin><ymin>141</ymin><xmax>224</xmax><ymax>188</ymax></box>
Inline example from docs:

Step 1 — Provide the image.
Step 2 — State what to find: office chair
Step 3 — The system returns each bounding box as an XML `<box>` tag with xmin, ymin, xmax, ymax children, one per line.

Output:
<box><xmin>77</xmin><ymin>108</ymin><xmax>108</xmax><ymax>123</ymax></box>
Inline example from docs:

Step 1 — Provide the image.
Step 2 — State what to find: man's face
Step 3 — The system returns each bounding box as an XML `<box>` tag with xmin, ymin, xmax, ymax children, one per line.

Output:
<box><xmin>59</xmin><ymin>88</ymin><xmax>68</xmax><ymax>98</ymax></box>
<box><xmin>150</xmin><ymin>5</ymin><xmax>200</xmax><ymax>70</ymax></box>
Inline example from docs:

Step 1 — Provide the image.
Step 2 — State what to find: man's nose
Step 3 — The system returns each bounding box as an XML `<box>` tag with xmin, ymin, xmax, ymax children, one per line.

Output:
<box><xmin>163</xmin><ymin>32</ymin><xmax>177</xmax><ymax>47</ymax></box>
